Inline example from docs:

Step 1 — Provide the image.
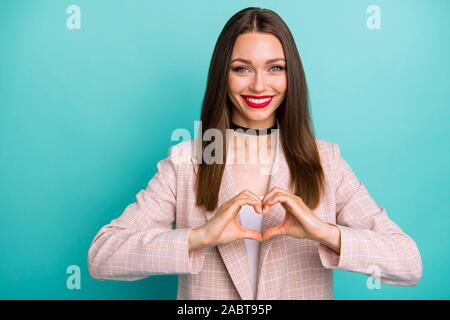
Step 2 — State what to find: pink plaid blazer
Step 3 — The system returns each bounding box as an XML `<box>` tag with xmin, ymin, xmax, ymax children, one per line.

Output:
<box><xmin>88</xmin><ymin>134</ymin><xmax>422</xmax><ymax>299</ymax></box>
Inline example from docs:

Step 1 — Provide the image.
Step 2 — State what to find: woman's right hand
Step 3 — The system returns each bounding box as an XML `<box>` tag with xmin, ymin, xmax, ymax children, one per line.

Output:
<box><xmin>189</xmin><ymin>190</ymin><xmax>263</xmax><ymax>251</ymax></box>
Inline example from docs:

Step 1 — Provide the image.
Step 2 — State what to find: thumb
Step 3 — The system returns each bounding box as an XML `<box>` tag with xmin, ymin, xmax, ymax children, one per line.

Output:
<box><xmin>240</xmin><ymin>229</ymin><xmax>263</xmax><ymax>242</ymax></box>
<box><xmin>262</xmin><ymin>226</ymin><xmax>285</xmax><ymax>241</ymax></box>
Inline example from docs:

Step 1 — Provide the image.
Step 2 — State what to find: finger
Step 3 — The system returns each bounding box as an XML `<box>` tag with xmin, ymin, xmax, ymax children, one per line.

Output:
<box><xmin>240</xmin><ymin>189</ymin><xmax>262</xmax><ymax>201</ymax></box>
<box><xmin>261</xmin><ymin>187</ymin><xmax>280</xmax><ymax>205</ymax></box>
<box><xmin>262</xmin><ymin>188</ymin><xmax>288</xmax><ymax>213</ymax></box>
<box><xmin>262</xmin><ymin>191</ymin><xmax>282</xmax><ymax>213</ymax></box>
<box><xmin>235</xmin><ymin>191</ymin><xmax>262</xmax><ymax>213</ymax></box>
<box><xmin>263</xmin><ymin>192</ymin><xmax>291</xmax><ymax>206</ymax></box>
<box><xmin>262</xmin><ymin>188</ymin><xmax>290</xmax><ymax>205</ymax></box>
<box><xmin>264</xmin><ymin>192</ymin><xmax>298</xmax><ymax>213</ymax></box>
<box><xmin>240</xmin><ymin>228</ymin><xmax>263</xmax><ymax>242</ymax></box>
<box><xmin>262</xmin><ymin>226</ymin><xmax>285</xmax><ymax>241</ymax></box>
<box><xmin>238</xmin><ymin>189</ymin><xmax>263</xmax><ymax>213</ymax></box>
<box><xmin>228</xmin><ymin>196</ymin><xmax>260</xmax><ymax>217</ymax></box>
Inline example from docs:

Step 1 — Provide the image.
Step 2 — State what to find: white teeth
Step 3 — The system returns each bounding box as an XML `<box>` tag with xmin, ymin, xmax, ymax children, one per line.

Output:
<box><xmin>246</xmin><ymin>97</ymin><xmax>271</xmax><ymax>104</ymax></box>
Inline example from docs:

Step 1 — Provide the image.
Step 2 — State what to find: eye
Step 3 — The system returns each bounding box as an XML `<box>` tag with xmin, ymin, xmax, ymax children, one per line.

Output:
<box><xmin>232</xmin><ymin>66</ymin><xmax>250</xmax><ymax>73</ymax></box>
<box><xmin>270</xmin><ymin>65</ymin><xmax>285</xmax><ymax>72</ymax></box>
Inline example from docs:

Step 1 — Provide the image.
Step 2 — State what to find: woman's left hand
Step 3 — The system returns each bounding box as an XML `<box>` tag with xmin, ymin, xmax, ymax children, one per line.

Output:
<box><xmin>261</xmin><ymin>187</ymin><xmax>337</xmax><ymax>247</ymax></box>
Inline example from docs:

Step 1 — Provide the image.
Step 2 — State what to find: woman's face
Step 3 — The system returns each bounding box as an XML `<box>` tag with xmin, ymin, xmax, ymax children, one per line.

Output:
<box><xmin>228</xmin><ymin>32</ymin><xmax>287</xmax><ymax>128</ymax></box>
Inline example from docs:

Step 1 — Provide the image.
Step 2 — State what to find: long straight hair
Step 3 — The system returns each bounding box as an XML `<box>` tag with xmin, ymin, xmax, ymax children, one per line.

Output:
<box><xmin>195</xmin><ymin>7</ymin><xmax>325</xmax><ymax>212</ymax></box>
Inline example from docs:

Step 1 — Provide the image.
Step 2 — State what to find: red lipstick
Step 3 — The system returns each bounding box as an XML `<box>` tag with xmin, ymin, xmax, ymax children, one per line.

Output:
<box><xmin>241</xmin><ymin>95</ymin><xmax>274</xmax><ymax>109</ymax></box>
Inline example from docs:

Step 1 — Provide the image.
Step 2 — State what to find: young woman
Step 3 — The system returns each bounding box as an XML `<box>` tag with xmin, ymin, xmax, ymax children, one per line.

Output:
<box><xmin>88</xmin><ymin>7</ymin><xmax>422</xmax><ymax>300</ymax></box>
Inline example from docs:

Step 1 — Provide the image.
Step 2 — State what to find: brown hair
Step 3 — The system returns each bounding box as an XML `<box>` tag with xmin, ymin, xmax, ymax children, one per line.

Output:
<box><xmin>195</xmin><ymin>7</ymin><xmax>325</xmax><ymax>211</ymax></box>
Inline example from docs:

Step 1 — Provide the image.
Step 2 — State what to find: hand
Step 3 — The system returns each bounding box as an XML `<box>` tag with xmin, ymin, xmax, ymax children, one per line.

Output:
<box><xmin>194</xmin><ymin>190</ymin><xmax>264</xmax><ymax>249</ymax></box>
<box><xmin>261</xmin><ymin>187</ymin><xmax>329</xmax><ymax>242</ymax></box>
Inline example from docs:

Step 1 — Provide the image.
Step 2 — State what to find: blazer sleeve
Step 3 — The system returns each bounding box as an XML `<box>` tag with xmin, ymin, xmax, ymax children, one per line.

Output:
<box><xmin>87</xmin><ymin>145</ymin><xmax>205</xmax><ymax>281</ymax></box>
<box><xmin>318</xmin><ymin>143</ymin><xmax>423</xmax><ymax>286</ymax></box>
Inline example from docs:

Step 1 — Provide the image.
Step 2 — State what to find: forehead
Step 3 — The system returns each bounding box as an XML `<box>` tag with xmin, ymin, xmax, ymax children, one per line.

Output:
<box><xmin>231</xmin><ymin>32</ymin><xmax>285</xmax><ymax>61</ymax></box>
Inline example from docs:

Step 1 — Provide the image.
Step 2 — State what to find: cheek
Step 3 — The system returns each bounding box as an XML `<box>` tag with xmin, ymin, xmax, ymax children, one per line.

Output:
<box><xmin>228</xmin><ymin>74</ymin><xmax>250</xmax><ymax>93</ymax></box>
<box><xmin>271</xmin><ymin>76</ymin><xmax>287</xmax><ymax>94</ymax></box>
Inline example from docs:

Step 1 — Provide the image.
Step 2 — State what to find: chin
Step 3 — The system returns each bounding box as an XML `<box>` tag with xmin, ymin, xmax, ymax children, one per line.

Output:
<box><xmin>243</xmin><ymin>111</ymin><xmax>274</xmax><ymax>122</ymax></box>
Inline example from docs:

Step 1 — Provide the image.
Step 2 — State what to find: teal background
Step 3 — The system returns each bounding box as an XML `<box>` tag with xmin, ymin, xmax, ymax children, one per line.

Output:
<box><xmin>0</xmin><ymin>0</ymin><xmax>449</xmax><ymax>299</ymax></box>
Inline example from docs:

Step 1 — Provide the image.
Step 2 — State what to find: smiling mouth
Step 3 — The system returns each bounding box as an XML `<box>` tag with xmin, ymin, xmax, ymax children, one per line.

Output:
<box><xmin>241</xmin><ymin>95</ymin><xmax>274</xmax><ymax>109</ymax></box>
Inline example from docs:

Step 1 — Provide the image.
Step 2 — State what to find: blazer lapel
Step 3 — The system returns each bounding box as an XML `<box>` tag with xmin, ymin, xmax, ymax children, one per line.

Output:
<box><xmin>190</xmin><ymin>120</ymin><xmax>292</xmax><ymax>300</ymax></box>
<box><xmin>191</xmin><ymin>138</ymin><xmax>254</xmax><ymax>300</ymax></box>
<box><xmin>255</xmin><ymin>128</ymin><xmax>293</xmax><ymax>299</ymax></box>
<box><xmin>214</xmin><ymin>162</ymin><xmax>255</xmax><ymax>300</ymax></box>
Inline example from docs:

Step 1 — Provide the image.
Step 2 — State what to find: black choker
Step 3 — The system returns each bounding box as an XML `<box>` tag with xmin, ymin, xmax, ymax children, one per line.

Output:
<box><xmin>230</xmin><ymin>121</ymin><xmax>278</xmax><ymax>136</ymax></box>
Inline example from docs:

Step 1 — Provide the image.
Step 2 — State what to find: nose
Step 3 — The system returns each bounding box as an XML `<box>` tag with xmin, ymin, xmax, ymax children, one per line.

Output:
<box><xmin>249</xmin><ymin>71</ymin><xmax>267</xmax><ymax>93</ymax></box>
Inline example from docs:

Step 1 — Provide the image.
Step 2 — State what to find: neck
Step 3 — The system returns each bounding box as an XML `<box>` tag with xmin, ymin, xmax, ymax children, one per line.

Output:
<box><xmin>229</xmin><ymin>122</ymin><xmax>278</xmax><ymax>166</ymax></box>
<box><xmin>230</xmin><ymin>121</ymin><xmax>278</xmax><ymax>136</ymax></box>
<box><xmin>231</xmin><ymin>114</ymin><xmax>277</xmax><ymax>130</ymax></box>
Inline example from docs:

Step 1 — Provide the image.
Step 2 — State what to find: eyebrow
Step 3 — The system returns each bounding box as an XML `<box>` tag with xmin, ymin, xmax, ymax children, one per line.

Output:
<box><xmin>230</xmin><ymin>58</ymin><xmax>286</xmax><ymax>65</ymax></box>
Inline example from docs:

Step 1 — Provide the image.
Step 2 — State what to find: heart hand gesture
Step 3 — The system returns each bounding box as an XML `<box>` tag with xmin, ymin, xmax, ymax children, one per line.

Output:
<box><xmin>261</xmin><ymin>187</ymin><xmax>330</xmax><ymax>243</ymax></box>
